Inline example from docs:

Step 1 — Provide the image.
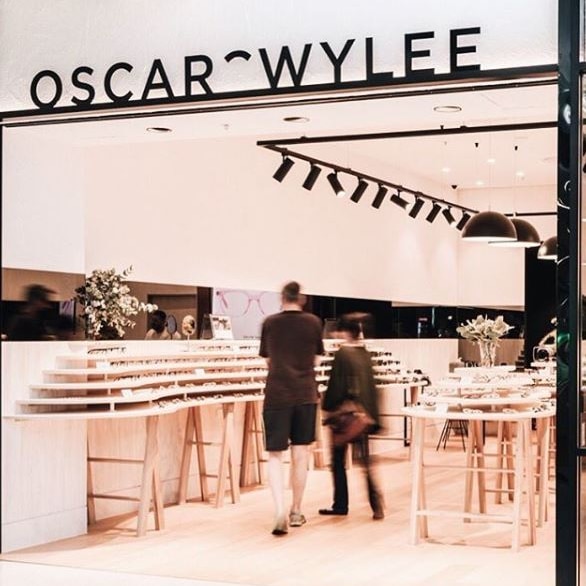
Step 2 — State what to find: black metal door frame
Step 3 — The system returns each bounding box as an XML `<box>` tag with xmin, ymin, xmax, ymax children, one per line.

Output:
<box><xmin>557</xmin><ymin>1</ymin><xmax>583</xmax><ymax>585</ymax></box>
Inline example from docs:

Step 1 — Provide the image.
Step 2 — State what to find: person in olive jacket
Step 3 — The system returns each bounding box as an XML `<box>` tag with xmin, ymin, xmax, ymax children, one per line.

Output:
<box><xmin>320</xmin><ymin>315</ymin><xmax>384</xmax><ymax>520</ymax></box>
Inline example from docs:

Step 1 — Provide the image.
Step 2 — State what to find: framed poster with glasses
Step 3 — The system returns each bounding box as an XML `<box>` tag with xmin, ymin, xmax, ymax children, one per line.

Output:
<box><xmin>212</xmin><ymin>288</ymin><xmax>281</xmax><ymax>339</ymax></box>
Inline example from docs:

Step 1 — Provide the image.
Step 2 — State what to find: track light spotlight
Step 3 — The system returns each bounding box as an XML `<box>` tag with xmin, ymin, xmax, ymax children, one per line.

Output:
<box><xmin>442</xmin><ymin>206</ymin><xmax>456</xmax><ymax>225</ymax></box>
<box><xmin>273</xmin><ymin>156</ymin><xmax>294</xmax><ymax>182</ymax></box>
<box><xmin>350</xmin><ymin>179</ymin><xmax>369</xmax><ymax>203</ymax></box>
<box><xmin>302</xmin><ymin>164</ymin><xmax>321</xmax><ymax>190</ymax></box>
<box><xmin>390</xmin><ymin>190</ymin><xmax>409</xmax><ymax>210</ymax></box>
<box><xmin>327</xmin><ymin>171</ymin><xmax>346</xmax><ymax>197</ymax></box>
<box><xmin>426</xmin><ymin>201</ymin><xmax>442</xmax><ymax>223</ymax></box>
<box><xmin>408</xmin><ymin>197</ymin><xmax>425</xmax><ymax>219</ymax></box>
<box><xmin>371</xmin><ymin>184</ymin><xmax>388</xmax><ymax>209</ymax></box>
<box><xmin>455</xmin><ymin>211</ymin><xmax>472</xmax><ymax>231</ymax></box>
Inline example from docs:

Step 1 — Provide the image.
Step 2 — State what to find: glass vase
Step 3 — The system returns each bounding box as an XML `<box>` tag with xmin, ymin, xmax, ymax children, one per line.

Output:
<box><xmin>477</xmin><ymin>340</ymin><xmax>497</xmax><ymax>368</ymax></box>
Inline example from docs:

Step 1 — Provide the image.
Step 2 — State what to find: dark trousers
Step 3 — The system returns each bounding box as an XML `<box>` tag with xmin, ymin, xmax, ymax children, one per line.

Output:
<box><xmin>330</xmin><ymin>434</ymin><xmax>381</xmax><ymax>513</ymax></box>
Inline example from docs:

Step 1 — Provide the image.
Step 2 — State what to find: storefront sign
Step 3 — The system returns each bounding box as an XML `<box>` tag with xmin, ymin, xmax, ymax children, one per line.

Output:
<box><xmin>29</xmin><ymin>29</ymin><xmax>481</xmax><ymax>111</ymax></box>
<box><xmin>0</xmin><ymin>0</ymin><xmax>557</xmax><ymax>116</ymax></box>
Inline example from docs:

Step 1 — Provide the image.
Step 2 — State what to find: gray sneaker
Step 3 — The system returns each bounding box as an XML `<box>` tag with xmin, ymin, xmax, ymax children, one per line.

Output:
<box><xmin>289</xmin><ymin>512</ymin><xmax>307</xmax><ymax>527</ymax></box>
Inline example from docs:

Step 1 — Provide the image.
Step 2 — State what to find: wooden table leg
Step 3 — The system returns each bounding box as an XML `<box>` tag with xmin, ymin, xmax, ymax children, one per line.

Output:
<box><xmin>86</xmin><ymin>438</ymin><xmax>96</xmax><ymax>525</ymax></box>
<box><xmin>495</xmin><ymin>420</ymin><xmax>504</xmax><ymax>504</ymax></box>
<box><xmin>253</xmin><ymin>401</ymin><xmax>266</xmax><ymax>484</ymax></box>
<box><xmin>194</xmin><ymin>406</ymin><xmax>210</xmax><ymax>501</ymax></box>
<box><xmin>464</xmin><ymin>419</ymin><xmax>476</xmax><ymax>523</ymax></box>
<box><xmin>474</xmin><ymin>421</ymin><xmax>487</xmax><ymax>515</ymax></box>
<box><xmin>511</xmin><ymin>420</ymin><xmax>525</xmax><ymax>552</ymax></box>
<box><xmin>226</xmin><ymin>403</ymin><xmax>240</xmax><ymax>505</ymax></box>
<box><xmin>137</xmin><ymin>415</ymin><xmax>162</xmax><ymax>537</ymax></box>
<box><xmin>522</xmin><ymin>420</ymin><xmax>536</xmax><ymax>545</ymax></box>
<box><xmin>536</xmin><ymin>417</ymin><xmax>551</xmax><ymax>528</ymax></box>
<box><xmin>240</xmin><ymin>401</ymin><xmax>254</xmax><ymax>487</ymax></box>
<box><xmin>216</xmin><ymin>402</ymin><xmax>240</xmax><ymax>507</ymax></box>
<box><xmin>504</xmin><ymin>422</ymin><xmax>515</xmax><ymax>502</ymax></box>
<box><xmin>178</xmin><ymin>407</ymin><xmax>195</xmax><ymax>504</ymax></box>
<box><xmin>409</xmin><ymin>418</ymin><xmax>426</xmax><ymax>544</ymax></box>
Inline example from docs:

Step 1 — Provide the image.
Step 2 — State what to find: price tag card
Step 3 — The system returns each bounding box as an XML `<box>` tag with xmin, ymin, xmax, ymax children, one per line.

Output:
<box><xmin>195</xmin><ymin>368</ymin><xmax>205</xmax><ymax>376</ymax></box>
<box><xmin>96</xmin><ymin>361</ymin><xmax>111</xmax><ymax>370</ymax></box>
<box><xmin>121</xmin><ymin>388</ymin><xmax>133</xmax><ymax>398</ymax></box>
<box><xmin>435</xmin><ymin>403</ymin><xmax>449</xmax><ymax>414</ymax></box>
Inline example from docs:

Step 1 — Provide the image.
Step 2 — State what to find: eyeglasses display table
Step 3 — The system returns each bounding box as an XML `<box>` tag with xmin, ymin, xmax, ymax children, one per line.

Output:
<box><xmin>403</xmin><ymin>393</ymin><xmax>554</xmax><ymax>551</ymax></box>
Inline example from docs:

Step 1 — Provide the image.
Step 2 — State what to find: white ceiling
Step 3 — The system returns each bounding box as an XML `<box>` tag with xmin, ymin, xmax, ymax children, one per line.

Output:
<box><xmin>15</xmin><ymin>82</ymin><xmax>557</xmax><ymax>192</ymax></box>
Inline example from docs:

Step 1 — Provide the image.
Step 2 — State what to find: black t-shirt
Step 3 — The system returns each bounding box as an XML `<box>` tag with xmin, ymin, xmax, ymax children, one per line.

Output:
<box><xmin>259</xmin><ymin>310</ymin><xmax>324</xmax><ymax>409</ymax></box>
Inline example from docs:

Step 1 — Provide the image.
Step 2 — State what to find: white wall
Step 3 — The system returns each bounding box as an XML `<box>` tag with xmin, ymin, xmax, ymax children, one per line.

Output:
<box><xmin>2</xmin><ymin>128</ymin><xmax>85</xmax><ymax>274</ymax></box>
<box><xmin>457</xmin><ymin>185</ymin><xmax>556</xmax><ymax>307</ymax></box>
<box><xmin>2</xmin><ymin>129</ymin><xmax>555</xmax><ymax>308</ymax></box>
<box><xmin>83</xmin><ymin>137</ymin><xmax>460</xmax><ymax>304</ymax></box>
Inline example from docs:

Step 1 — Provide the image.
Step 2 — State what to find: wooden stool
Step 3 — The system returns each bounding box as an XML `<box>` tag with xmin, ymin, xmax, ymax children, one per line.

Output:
<box><xmin>178</xmin><ymin>402</ymin><xmax>240</xmax><ymax>508</ymax></box>
<box><xmin>87</xmin><ymin>415</ymin><xmax>164</xmax><ymax>537</ymax></box>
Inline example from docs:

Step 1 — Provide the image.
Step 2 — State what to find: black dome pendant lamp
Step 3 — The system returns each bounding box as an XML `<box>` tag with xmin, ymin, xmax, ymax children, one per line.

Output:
<box><xmin>537</xmin><ymin>235</ymin><xmax>557</xmax><ymax>260</ymax></box>
<box><xmin>461</xmin><ymin>210</ymin><xmax>517</xmax><ymax>242</ymax></box>
<box><xmin>489</xmin><ymin>217</ymin><xmax>541</xmax><ymax>248</ymax></box>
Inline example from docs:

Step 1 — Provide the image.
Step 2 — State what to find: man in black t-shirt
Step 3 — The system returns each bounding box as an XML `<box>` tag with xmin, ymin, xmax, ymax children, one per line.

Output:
<box><xmin>259</xmin><ymin>281</ymin><xmax>324</xmax><ymax>536</ymax></box>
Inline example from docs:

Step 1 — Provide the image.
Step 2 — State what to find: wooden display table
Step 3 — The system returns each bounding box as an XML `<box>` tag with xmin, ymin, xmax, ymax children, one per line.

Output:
<box><xmin>6</xmin><ymin>341</ymin><xmax>426</xmax><ymax>538</ymax></box>
<box><xmin>403</xmin><ymin>405</ymin><xmax>554</xmax><ymax>551</ymax></box>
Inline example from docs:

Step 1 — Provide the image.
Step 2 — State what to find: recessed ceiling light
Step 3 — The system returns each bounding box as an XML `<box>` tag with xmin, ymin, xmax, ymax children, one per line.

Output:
<box><xmin>475</xmin><ymin>180</ymin><xmax>484</xmax><ymax>186</ymax></box>
<box><xmin>441</xmin><ymin>167</ymin><xmax>451</xmax><ymax>173</ymax></box>
<box><xmin>433</xmin><ymin>105</ymin><xmax>462</xmax><ymax>113</ymax></box>
<box><xmin>487</xmin><ymin>158</ymin><xmax>496</xmax><ymax>164</ymax></box>
<box><xmin>283</xmin><ymin>116</ymin><xmax>310</xmax><ymax>123</ymax></box>
<box><xmin>146</xmin><ymin>127</ymin><xmax>172</xmax><ymax>133</ymax></box>
<box><xmin>516</xmin><ymin>170</ymin><xmax>525</xmax><ymax>178</ymax></box>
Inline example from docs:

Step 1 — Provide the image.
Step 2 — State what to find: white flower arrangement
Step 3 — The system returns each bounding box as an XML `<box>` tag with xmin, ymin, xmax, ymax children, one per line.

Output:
<box><xmin>456</xmin><ymin>315</ymin><xmax>513</xmax><ymax>342</ymax></box>
<box><xmin>75</xmin><ymin>266</ymin><xmax>157</xmax><ymax>339</ymax></box>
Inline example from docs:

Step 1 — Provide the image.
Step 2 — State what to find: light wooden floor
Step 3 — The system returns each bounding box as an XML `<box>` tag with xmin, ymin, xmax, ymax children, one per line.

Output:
<box><xmin>2</xmin><ymin>439</ymin><xmax>555</xmax><ymax>586</ymax></box>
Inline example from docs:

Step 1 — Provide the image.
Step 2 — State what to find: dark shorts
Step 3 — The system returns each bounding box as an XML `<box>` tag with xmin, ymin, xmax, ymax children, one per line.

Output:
<box><xmin>263</xmin><ymin>403</ymin><xmax>317</xmax><ymax>452</ymax></box>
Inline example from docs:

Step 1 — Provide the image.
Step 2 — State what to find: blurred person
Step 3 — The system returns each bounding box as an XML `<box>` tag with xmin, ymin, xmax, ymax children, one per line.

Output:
<box><xmin>259</xmin><ymin>281</ymin><xmax>324</xmax><ymax>536</ymax></box>
<box><xmin>8</xmin><ymin>284</ymin><xmax>55</xmax><ymax>341</ymax></box>
<box><xmin>145</xmin><ymin>310</ymin><xmax>180</xmax><ymax>340</ymax></box>
<box><xmin>53</xmin><ymin>314</ymin><xmax>76</xmax><ymax>340</ymax></box>
<box><xmin>319</xmin><ymin>314</ymin><xmax>384</xmax><ymax>520</ymax></box>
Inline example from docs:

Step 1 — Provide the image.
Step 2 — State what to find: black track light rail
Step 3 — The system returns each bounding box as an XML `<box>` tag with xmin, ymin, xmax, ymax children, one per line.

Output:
<box><xmin>256</xmin><ymin>121</ymin><xmax>557</xmax><ymax>147</ymax></box>
<box><xmin>257</xmin><ymin>120</ymin><xmax>557</xmax><ymax>147</ymax></box>
<box><xmin>264</xmin><ymin>144</ymin><xmax>477</xmax><ymax>214</ymax></box>
<box><xmin>262</xmin><ymin>144</ymin><xmax>556</xmax><ymax>218</ymax></box>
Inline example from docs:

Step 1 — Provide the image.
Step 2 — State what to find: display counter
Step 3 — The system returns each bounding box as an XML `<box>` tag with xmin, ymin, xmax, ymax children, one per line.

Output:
<box><xmin>2</xmin><ymin>338</ymin><xmax>449</xmax><ymax>552</ymax></box>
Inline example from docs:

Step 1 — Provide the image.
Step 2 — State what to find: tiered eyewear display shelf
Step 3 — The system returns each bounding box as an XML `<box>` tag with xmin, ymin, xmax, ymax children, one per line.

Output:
<box><xmin>6</xmin><ymin>339</ymin><xmax>427</xmax><ymax>539</ymax></box>
<box><xmin>404</xmin><ymin>367</ymin><xmax>555</xmax><ymax>551</ymax></box>
<box><xmin>369</xmin><ymin>346</ymin><xmax>428</xmax><ymax>447</ymax></box>
<box><xmin>15</xmin><ymin>341</ymin><xmax>275</xmax><ymax>536</ymax></box>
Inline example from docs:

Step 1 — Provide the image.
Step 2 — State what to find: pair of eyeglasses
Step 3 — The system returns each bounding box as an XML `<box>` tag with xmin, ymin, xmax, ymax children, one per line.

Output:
<box><xmin>215</xmin><ymin>290</ymin><xmax>276</xmax><ymax>317</ymax></box>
